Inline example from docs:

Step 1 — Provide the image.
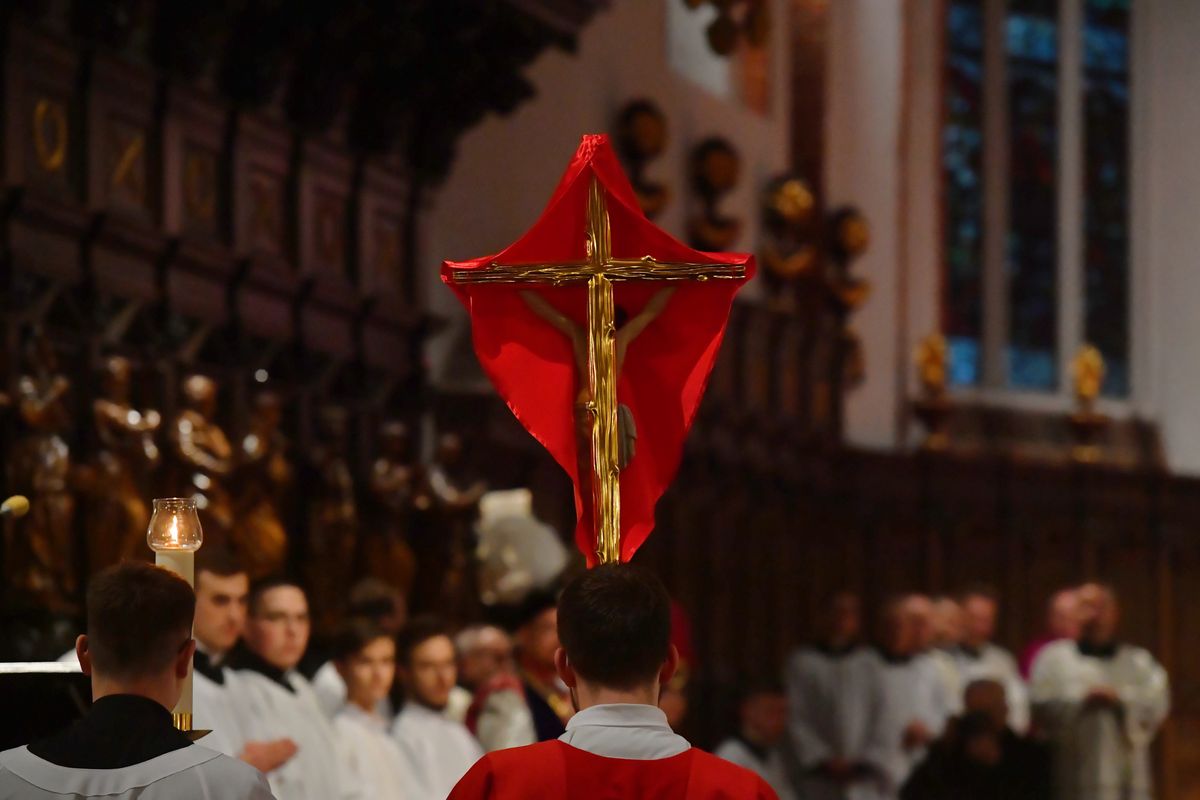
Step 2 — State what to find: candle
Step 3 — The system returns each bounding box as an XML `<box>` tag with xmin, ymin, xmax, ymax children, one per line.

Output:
<box><xmin>147</xmin><ymin>498</ymin><xmax>203</xmax><ymax>731</ymax></box>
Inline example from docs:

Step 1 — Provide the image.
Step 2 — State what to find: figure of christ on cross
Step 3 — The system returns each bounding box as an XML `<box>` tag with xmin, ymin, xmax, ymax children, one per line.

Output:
<box><xmin>519</xmin><ymin>286</ymin><xmax>676</xmax><ymax>479</ymax></box>
<box><xmin>444</xmin><ymin>136</ymin><xmax>753</xmax><ymax>565</ymax></box>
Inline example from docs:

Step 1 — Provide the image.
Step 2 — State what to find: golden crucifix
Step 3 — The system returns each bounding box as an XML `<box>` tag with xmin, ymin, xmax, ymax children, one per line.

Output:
<box><xmin>446</xmin><ymin>178</ymin><xmax>745</xmax><ymax>563</ymax></box>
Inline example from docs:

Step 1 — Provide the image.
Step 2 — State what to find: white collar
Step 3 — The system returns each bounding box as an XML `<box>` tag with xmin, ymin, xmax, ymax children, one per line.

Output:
<box><xmin>566</xmin><ymin>703</ymin><xmax>671</xmax><ymax>731</ymax></box>
<box><xmin>560</xmin><ymin>704</ymin><xmax>690</xmax><ymax>761</ymax></box>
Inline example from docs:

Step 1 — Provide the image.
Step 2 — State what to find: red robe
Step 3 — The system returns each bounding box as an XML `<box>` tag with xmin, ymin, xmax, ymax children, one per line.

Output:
<box><xmin>449</xmin><ymin>740</ymin><xmax>779</xmax><ymax>799</ymax></box>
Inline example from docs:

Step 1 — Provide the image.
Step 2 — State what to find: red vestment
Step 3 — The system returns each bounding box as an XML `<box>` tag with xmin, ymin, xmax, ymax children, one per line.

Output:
<box><xmin>448</xmin><ymin>740</ymin><xmax>778</xmax><ymax>799</ymax></box>
<box><xmin>443</xmin><ymin>135</ymin><xmax>754</xmax><ymax>565</ymax></box>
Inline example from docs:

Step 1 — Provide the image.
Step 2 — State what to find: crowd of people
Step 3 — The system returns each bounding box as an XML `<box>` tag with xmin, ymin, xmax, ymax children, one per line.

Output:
<box><xmin>0</xmin><ymin>544</ymin><xmax>1173</xmax><ymax>799</ymax></box>
<box><xmin>727</xmin><ymin>584</ymin><xmax>1170</xmax><ymax>800</ymax></box>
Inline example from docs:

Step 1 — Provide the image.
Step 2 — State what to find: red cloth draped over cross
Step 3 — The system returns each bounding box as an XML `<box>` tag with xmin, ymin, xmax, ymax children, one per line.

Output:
<box><xmin>442</xmin><ymin>134</ymin><xmax>754</xmax><ymax>565</ymax></box>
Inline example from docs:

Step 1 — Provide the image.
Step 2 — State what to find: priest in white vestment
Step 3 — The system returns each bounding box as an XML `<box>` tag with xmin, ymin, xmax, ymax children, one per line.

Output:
<box><xmin>1031</xmin><ymin>583</ymin><xmax>1169</xmax><ymax>800</ymax></box>
<box><xmin>226</xmin><ymin>578</ymin><xmax>359</xmax><ymax>800</ymax></box>
<box><xmin>952</xmin><ymin>587</ymin><xmax>1030</xmax><ymax>733</ymax></box>
<box><xmin>0</xmin><ymin>562</ymin><xmax>273</xmax><ymax>799</ymax></box>
<box><xmin>330</xmin><ymin>620</ymin><xmax>422</xmax><ymax>798</ymax></box>
<box><xmin>786</xmin><ymin>592</ymin><xmax>890</xmax><ymax>800</ymax></box>
<box><xmin>392</xmin><ymin>617</ymin><xmax>484</xmax><ymax>798</ymax></box>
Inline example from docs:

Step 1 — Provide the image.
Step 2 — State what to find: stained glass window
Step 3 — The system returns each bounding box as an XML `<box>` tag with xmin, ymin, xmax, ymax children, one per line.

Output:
<box><xmin>943</xmin><ymin>0</ymin><xmax>985</xmax><ymax>387</ymax></box>
<box><xmin>1006</xmin><ymin>0</ymin><xmax>1059</xmax><ymax>390</ymax></box>
<box><xmin>1083</xmin><ymin>0</ymin><xmax>1131</xmax><ymax>396</ymax></box>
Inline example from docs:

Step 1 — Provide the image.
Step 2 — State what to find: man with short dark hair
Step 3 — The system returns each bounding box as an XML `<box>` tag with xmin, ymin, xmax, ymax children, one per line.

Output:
<box><xmin>193</xmin><ymin>547</ymin><xmax>297</xmax><ymax>772</ymax></box>
<box><xmin>450</xmin><ymin>564</ymin><xmax>777</xmax><ymax>798</ymax></box>
<box><xmin>392</xmin><ymin>616</ymin><xmax>483</xmax><ymax>798</ymax></box>
<box><xmin>225</xmin><ymin>577</ymin><xmax>356</xmax><ymax>800</ymax></box>
<box><xmin>715</xmin><ymin>682</ymin><xmax>797</xmax><ymax>800</ymax></box>
<box><xmin>0</xmin><ymin>562</ymin><xmax>273</xmax><ymax>799</ymax></box>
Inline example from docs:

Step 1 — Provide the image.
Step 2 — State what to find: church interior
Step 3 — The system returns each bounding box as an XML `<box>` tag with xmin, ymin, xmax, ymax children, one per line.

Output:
<box><xmin>1</xmin><ymin>0</ymin><xmax>1197</xmax><ymax>797</ymax></box>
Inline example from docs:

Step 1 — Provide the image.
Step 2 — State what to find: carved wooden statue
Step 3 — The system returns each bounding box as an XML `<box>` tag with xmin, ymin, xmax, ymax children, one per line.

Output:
<box><xmin>306</xmin><ymin>405</ymin><xmax>359</xmax><ymax>631</ymax></box>
<box><xmin>10</xmin><ymin>331</ymin><xmax>75</xmax><ymax>603</ymax></box>
<box><xmin>170</xmin><ymin>374</ymin><xmax>234</xmax><ymax>545</ymax></box>
<box><xmin>365</xmin><ymin>420</ymin><xmax>422</xmax><ymax>595</ymax></box>
<box><xmin>234</xmin><ymin>391</ymin><xmax>291</xmax><ymax>579</ymax></box>
<box><xmin>614</xmin><ymin>99</ymin><xmax>670</xmax><ymax>220</ymax></box>
<box><xmin>88</xmin><ymin>356</ymin><xmax>161</xmax><ymax>571</ymax></box>
<box><xmin>759</xmin><ymin>174</ymin><xmax>818</xmax><ymax>311</ymax></box>
<box><xmin>687</xmin><ymin>137</ymin><xmax>742</xmax><ymax>252</ymax></box>
<box><xmin>424</xmin><ymin>432</ymin><xmax>486</xmax><ymax>623</ymax></box>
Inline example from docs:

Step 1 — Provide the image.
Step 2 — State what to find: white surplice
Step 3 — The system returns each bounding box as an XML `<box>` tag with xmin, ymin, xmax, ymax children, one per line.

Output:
<box><xmin>392</xmin><ymin>701</ymin><xmax>483</xmax><ymax>799</ymax></box>
<box><xmin>871</xmin><ymin>649</ymin><xmax>953</xmax><ymax>797</ymax></box>
<box><xmin>225</xmin><ymin>668</ymin><xmax>359</xmax><ymax>800</ymax></box>
<box><xmin>1030</xmin><ymin>639</ymin><xmax>1169</xmax><ymax>800</ymax></box>
<box><xmin>784</xmin><ymin>645</ymin><xmax>891</xmax><ymax>800</ymax></box>
<box><xmin>714</xmin><ymin>737</ymin><xmax>797</xmax><ymax>800</ymax></box>
<box><xmin>333</xmin><ymin>704</ymin><xmax>422</xmax><ymax>800</ymax></box>
<box><xmin>194</xmin><ymin>667</ymin><xmax>246</xmax><ymax>758</ymax></box>
<box><xmin>0</xmin><ymin>743</ymin><xmax>274</xmax><ymax>800</ymax></box>
<box><xmin>951</xmin><ymin>643</ymin><xmax>1031</xmax><ymax>733</ymax></box>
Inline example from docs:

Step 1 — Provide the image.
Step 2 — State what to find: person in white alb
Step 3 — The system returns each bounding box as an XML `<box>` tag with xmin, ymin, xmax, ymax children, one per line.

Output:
<box><xmin>1031</xmin><ymin>583</ymin><xmax>1169</xmax><ymax>800</ymax></box>
<box><xmin>330</xmin><ymin>619</ymin><xmax>422</xmax><ymax>799</ymax></box>
<box><xmin>192</xmin><ymin>548</ymin><xmax>298</xmax><ymax>773</ymax></box>
<box><xmin>392</xmin><ymin>617</ymin><xmax>483</xmax><ymax>798</ymax></box>
<box><xmin>225</xmin><ymin>577</ymin><xmax>359</xmax><ymax>800</ymax></box>
<box><xmin>871</xmin><ymin>596</ymin><xmax>952</xmax><ymax>797</ymax></box>
<box><xmin>951</xmin><ymin>586</ymin><xmax>1030</xmax><ymax>733</ymax></box>
<box><xmin>0</xmin><ymin>562</ymin><xmax>273</xmax><ymax>799</ymax></box>
<box><xmin>786</xmin><ymin>592</ymin><xmax>890</xmax><ymax>800</ymax></box>
<box><xmin>714</xmin><ymin>682</ymin><xmax>797</xmax><ymax>800</ymax></box>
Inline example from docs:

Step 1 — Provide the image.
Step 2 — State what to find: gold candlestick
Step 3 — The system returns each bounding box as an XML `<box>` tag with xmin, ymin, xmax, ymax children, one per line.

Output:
<box><xmin>147</xmin><ymin>497</ymin><xmax>203</xmax><ymax>732</ymax></box>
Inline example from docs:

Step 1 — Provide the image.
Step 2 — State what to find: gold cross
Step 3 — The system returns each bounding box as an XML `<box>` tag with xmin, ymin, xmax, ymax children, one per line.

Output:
<box><xmin>447</xmin><ymin>177</ymin><xmax>745</xmax><ymax>563</ymax></box>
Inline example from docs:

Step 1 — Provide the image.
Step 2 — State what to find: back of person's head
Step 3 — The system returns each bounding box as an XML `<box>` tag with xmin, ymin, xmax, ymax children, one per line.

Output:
<box><xmin>85</xmin><ymin>562</ymin><xmax>195</xmax><ymax>680</ymax></box>
<box><xmin>557</xmin><ymin>563</ymin><xmax>671</xmax><ymax>690</ymax></box>
<box><xmin>347</xmin><ymin>578</ymin><xmax>407</xmax><ymax>633</ymax></box>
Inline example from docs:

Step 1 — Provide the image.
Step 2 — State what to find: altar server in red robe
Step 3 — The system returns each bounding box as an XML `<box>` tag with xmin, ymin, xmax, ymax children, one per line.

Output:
<box><xmin>449</xmin><ymin>563</ymin><xmax>778</xmax><ymax>799</ymax></box>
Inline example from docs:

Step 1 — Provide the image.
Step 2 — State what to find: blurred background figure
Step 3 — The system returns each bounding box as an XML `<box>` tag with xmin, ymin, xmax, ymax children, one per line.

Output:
<box><xmin>1020</xmin><ymin>588</ymin><xmax>1081</xmax><ymax>679</ymax></box>
<box><xmin>786</xmin><ymin>591</ymin><xmax>889</xmax><ymax>800</ymax></box>
<box><xmin>1031</xmin><ymin>584</ymin><xmax>1169</xmax><ymax>800</ymax></box>
<box><xmin>330</xmin><ymin>620</ymin><xmax>420</xmax><ymax>800</ymax></box>
<box><xmin>715</xmin><ymin>681</ymin><xmax>797</xmax><ymax>800</ymax></box>
<box><xmin>952</xmin><ymin>586</ymin><xmax>1028</xmax><ymax>733</ymax></box>
<box><xmin>449</xmin><ymin>624</ymin><xmax>514</xmax><ymax>722</ymax></box>
<box><xmin>392</xmin><ymin>617</ymin><xmax>482</xmax><ymax>798</ymax></box>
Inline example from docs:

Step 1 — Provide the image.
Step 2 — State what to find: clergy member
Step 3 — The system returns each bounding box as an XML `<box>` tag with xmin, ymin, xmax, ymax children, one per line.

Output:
<box><xmin>193</xmin><ymin>547</ymin><xmax>298</xmax><ymax>773</ymax></box>
<box><xmin>330</xmin><ymin>620</ymin><xmax>422</xmax><ymax>799</ymax></box>
<box><xmin>1031</xmin><ymin>583</ymin><xmax>1168</xmax><ymax>800</ymax></box>
<box><xmin>225</xmin><ymin>577</ymin><xmax>357</xmax><ymax>800</ymax></box>
<box><xmin>952</xmin><ymin>586</ymin><xmax>1029</xmax><ymax>733</ymax></box>
<box><xmin>872</xmin><ymin>595</ymin><xmax>949</xmax><ymax>796</ymax></box>
<box><xmin>0</xmin><ymin>562</ymin><xmax>273</xmax><ymax>799</ymax></box>
<box><xmin>715</xmin><ymin>682</ymin><xmax>797</xmax><ymax>800</ymax></box>
<box><xmin>786</xmin><ymin>591</ymin><xmax>889</xmax><ymax>800</ymax></box>
<box><xmin>392</xmin><ymin>616</ymin><xmax>483</xmax><ymax>798</ymax></box>
<box><xmin>1019</xmin><ymin>587</ymin><xmax>1080</xmax><ymax>679</ymax></box>
<box><xmin>449</xmin><ymin>563</ymin><xmax>777</xmax><ymax>799</ymax></box>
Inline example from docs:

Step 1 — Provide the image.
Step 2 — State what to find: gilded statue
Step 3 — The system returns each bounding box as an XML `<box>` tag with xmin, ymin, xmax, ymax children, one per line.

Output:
<box><xmin>306</xmin><ymin>405</ymin><xmax>359</xmax><ymax>632</ymax></box>
<box><xmin>1071</xmin><ymin>344</ymin><xmax>1106</xmax><ymax>413</ymax></box>
<box><xmin>759</xmin><ymin>174</ymin><xmax>818</xmax><ymax>311</ymax></box>
<box><xmin>170</xmin><ymin>374</ymin><xmax>234</xmax><ymax>544</ymax></box>
<box><xmin>88</xmin><ymin>356</ymin><xmax>161</xmax><ymax>571</ymax></box>
<box><xmin>914</xmin><ymin>333</ymin><xmax>949</xmax><ymax>400</ymax></box>
<box><xmin>233</xmin><ymin>391</ymin><xmax>291</xmax><ymax>579</ymax></box>
<box><xmin>365</xmin><ymin>420</ymin><xmax>423</xmax><ymax>595</ymax></box>
<box><xmin>10</xmin><ymin>331</ymin><xmax>75</xmax><ymax>602</ymax></box>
